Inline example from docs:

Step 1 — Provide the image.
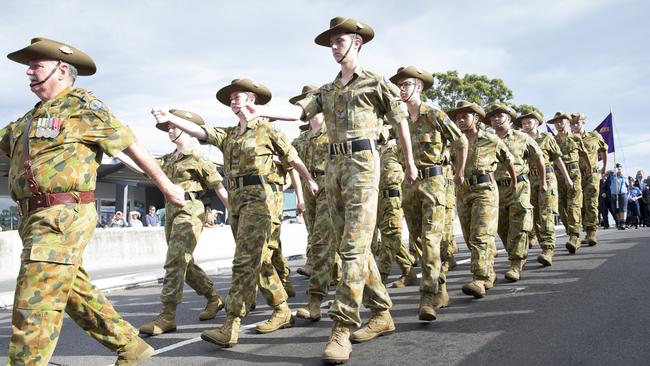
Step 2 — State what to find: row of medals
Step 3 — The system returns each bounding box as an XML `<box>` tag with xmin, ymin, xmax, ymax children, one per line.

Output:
<box><xmin>35</xmin><ymin>117</ymin><xmax>61</xmax><ymax>138</ymax></box>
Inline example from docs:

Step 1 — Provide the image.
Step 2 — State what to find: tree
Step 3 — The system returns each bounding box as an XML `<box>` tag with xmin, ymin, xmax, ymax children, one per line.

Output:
<box><xmin>512</xmin><ymin>103</ymin><xmax>543</xmax><ymax>119</ymax></box>
<box><xmin>422</xmin><ymin>71</ymin><xmax>514</xmax><ymax>112</ymax></box>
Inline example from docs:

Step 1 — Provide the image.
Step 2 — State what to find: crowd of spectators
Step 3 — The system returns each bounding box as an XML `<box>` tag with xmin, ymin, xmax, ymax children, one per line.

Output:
<box><xmin>599</xmin><ymin>165</ymin><xmax>650</xmax><ymax>230</ymax></box>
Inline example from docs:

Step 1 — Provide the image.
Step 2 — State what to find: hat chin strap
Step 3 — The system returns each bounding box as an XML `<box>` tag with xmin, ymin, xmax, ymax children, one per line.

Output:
<box><xmin>171</xmin><ymin>131</ymin><xmax>183</xmax><ymax>143</ymax></box>
<box><xmin>336</xmin><ymin>34</ymin><xmax>357</xmax><ymax>64</ymax></box>
<box><xmin>30</xmin><ymin>60</ymin><xmax>61</xmax><ymax>87</ymax></box>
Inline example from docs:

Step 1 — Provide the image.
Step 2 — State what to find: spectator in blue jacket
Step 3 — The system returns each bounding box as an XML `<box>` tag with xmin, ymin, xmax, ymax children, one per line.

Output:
<box><xmin>627</xmin><ymin>177</ymin><xmax>642</xmax><ymax>228</ymax></box>
<box><xmin>609</xmin><ymin>163</ymin><xmax>629</xmax><ymax>230</ymax></box>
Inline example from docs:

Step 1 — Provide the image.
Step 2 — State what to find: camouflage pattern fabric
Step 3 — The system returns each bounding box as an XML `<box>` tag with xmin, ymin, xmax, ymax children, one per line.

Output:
<box><xmin>0</xmin><ymin>88</ymin><xmax>139</xmax><ymax>365</ymax></box>
<box><xmin>441</xmin><ymin>162</ymin><xmax>457</xmax><ymax>262</ymax></box>
<box><xmin>265</xmin><ymin>157</ymin><xmax>292</xmax><ymax>288</ymax></box>
<box><xmin>457</xmin><ymin>130</ymin><xmax>513</xmax><ymax>280</ymax></box>
<box><xmin>204</xmin><ymin>119</ymin><xmax>297</xmax><ymax>317</ymax></box>
<box><xmin>159</xmin><ymin>147</ymin><xmax>223</xmax><ymax>304</ymax></box>
<box><xmin>529</xmin><ymin>132</ymin><xmax>562</xmax><ymax>249</ymax></box>
<box><xmin>495</xmin><ymin>130</ymin><xmax>541</xmax><ymax>261</ymax></box>
<box><xmin>555</xmin><ymin>134</ymin><xmax>587</xmax><ymax>236</ymax></box>
<box><xmin>297</xmin><ymin>66</ymin><xmax>405</xmax><ymax>326</ymax></box>
<box><xmin>578</xmin><ymin>131</ymin><xmax>607</xmax><ymax>232</ymax></box>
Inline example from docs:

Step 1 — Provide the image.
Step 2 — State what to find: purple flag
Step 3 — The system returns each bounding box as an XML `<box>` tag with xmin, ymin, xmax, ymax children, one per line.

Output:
<box><xmin>594</xmin><ymin>112</ymin><xmax>615</xmax><ymax>156</ymax></box>
<box><xmin>546</xmin><ymin>124</ymin><xmax>556</xmax><ymax>137</ymax></box>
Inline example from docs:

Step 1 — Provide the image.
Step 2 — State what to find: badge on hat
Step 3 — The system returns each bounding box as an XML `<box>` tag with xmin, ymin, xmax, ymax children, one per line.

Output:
<box><xmin>58</xmin><ymin>46</ymin><xmax>73</xmax><ymax>55</ymax></box>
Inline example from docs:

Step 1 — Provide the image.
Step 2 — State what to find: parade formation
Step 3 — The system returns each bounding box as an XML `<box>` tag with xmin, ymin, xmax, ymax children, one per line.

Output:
<box><xmin>2</xmin><ymin>15</ymin><xmax>629</xmax><ymax>366</ymax></box>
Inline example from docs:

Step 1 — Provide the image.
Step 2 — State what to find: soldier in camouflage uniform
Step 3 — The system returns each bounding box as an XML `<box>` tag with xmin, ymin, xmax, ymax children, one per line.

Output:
<box><xmin>570</xmin><ymin>112</ymin><xmax>608</xmax><ymax>246</ymax></box>
<box><xmin>448</xmin><ymin>101</ymin><xmax>515</xmax><ymax>299</ymax></box>
<box><xmin>485</xmin><ymin>104</ymin><xmax>546</xmax><ymax>282</ymax></box>
<box><xmin>2</xmin><ymin>37</ymin><xmax>186</xmax><ymax>366</ymax></box>
<box><xmin>152</xmin><ymin>79</ymin><xmax>318</xmax><ymax>348</ymax></box>
<box><xmin>516</xmin><ymin>110</ymin><xmax>574</xmax><ymax>266</ymax></box>
<box><xmin>442</xmin><ymin>153</ymin><xmax>460</xmax><ymax>270</ymax></box>
<box><xmin>292</xmin><ymin>126</ymin><xmax>315</xmax><ymax>277</ymax></box>
<box><xmin>138</xmin><ymin>109</ymin><xmax>230</xmax><ymax>336</ymax></box>
<box><xmin>548</xmin><ymin>112</ymin><xmax>591</xmax><ymax>253</ymax></box>
<box><xmin>245</xmin><ymin>17</ymin><xmax>418</xmax><ymax>364</ymax></box>
<box><xmin>371</xmin><ymin>124</ymin><xmax>416</xmax><ymax>289</ymax></box>
<box><xmin>390</xmin><ymin>66</ymin><xmax>468</xmax><ymax>318</ymax></box>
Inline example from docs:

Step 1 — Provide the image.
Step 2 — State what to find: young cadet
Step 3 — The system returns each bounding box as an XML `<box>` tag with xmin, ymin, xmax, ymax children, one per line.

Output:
<box><xmin>389</xmin><ymin>66</ymin><xmax>468</xmax><ymax>316</ymax></box>
<box><xmin>549</xmin><ymin>112</ymin><xmax>591</xmax><ymax>253</ymax></box>
<box><xmin>516</xmin><ymin>110</ymin><xmax>573</xmax><ymax>266</ymax></box>
<box><xmin>151</xmin><ymin>78</ymin><xmax>318</xmax><ymax>347</ymax></box>
<box><xmin>485</xmin><ymin>103</ymin><xmax>545</xmax><ymax>282</ymax></box>
<box><xmin>447</xmin><ymin>101</ymin><xmax>515</xmax><ymax>299</ymax></box>
<box><xmin>240</xmin><ymin>16</ymin><xmax>418</xmax><ymax>364</ymax></box>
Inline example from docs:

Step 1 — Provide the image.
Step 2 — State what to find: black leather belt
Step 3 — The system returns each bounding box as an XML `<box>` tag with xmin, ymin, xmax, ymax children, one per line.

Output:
<box><xmin>417</xmin><ymin>166</ymin><xmax>444</xmax><ymax>179</ymax></box>
<box><xmin>465</xmin><ymin>174</ymin><xmax>493</xmax><ymax>186</ymax></box>
<box><xmin>496</xmin><ymin>174</ymin><xmax>528</xmax><ymax>187</ymax></box>
<box><xmin>329</xmin><ymin>139</ymin><xmax>377</xmax><ymax>156</ymax></box>
<box><xmin>382</xmin><ymin>189</ymin><xmax>400</xmax><ymax>198</ymax></box>
<box><xmin>566</xmin><ymin>162</ymin><xmax>579</xmax><ymax>170</ymax></box>
<box><xmin>228</xmin><ymin>175</ymin><xmax>281</xmax><ymax>191</ymax></box>
<box><xmin>529</xmin><ymin>166</ymin><xmax>555</xmax><ymax>176</ymax></box>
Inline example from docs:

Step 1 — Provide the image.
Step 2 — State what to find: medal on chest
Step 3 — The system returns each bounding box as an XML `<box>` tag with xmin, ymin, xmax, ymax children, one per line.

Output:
<box><xmin>35</xmin><ymin>116</ymin><xmax>61</xmax><ymax>138</ymax></box>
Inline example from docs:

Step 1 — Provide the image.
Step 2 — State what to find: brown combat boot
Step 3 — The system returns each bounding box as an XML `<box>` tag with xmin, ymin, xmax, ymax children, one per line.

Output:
<box><xmin>283</xmin><ymin>279</ymin><xmax>296</xmax><ymax>298</ymax></box>
<box><xmin>297</xmin><ymin>263</ymin><xmax>312</xmax><ymax>277</ymax></box>
<box><xmin>201</xmin><ymin>315</ymin><xmax>241</xmax><ymax>348</ymax></box>
<box><xmin>528</xmin><ymin>236</ymin><xmax>538</xmax><ymax>249</ymax></box>
<box><xmin>432</xmin><ymin>283</ymin><xmax>450</xmax><ymax>309</ymax></box>
<box><xmin>296</xmin><ymin>294</ymin><xmax>323</xmax><ymax>321</ymax></box>
<box><xmin>504</xmin><ymin>259</ymin><xmax>523</xmax><ymax>282</ymax></box>
<box><xmin>418</xmin><ymin>292</ymin><xmax>437</xmax><ymax>321</ymax></box>
<box><xmin>537</xmin><ymin>248</ymin><xmax>554</xmax><ymax>267</ymax></box>
<box><xmin>139</xmin><ymin>302</ymin><xmax>177</xmax><ymax>335</ymax></box>
<box><xmin>391</xmin><ymin>267</ymin><xmax>417</xmax><ymax>288</ymax></box>
<box><xmin>199</xmin><ymin>288</ymin><xmax>224</xmax><ymax>321</ymax></box>
<box><xmin>255</xmin><ymin>301</ymin><xmax>294</xmax><ymax>333</ymax></box>
<box><xmin>323</xmin><ymin>320</ymin><xmax>352</xmax><ymax>364</ymax></box>
<box><xmin>350</xmin><ymin>310</ymin><xmax>395</xmax><ymax>343</ymax></box>
<box><xmin>485</xmin><ymin>270</ymin><xmax>497</xmax><ymax>290</ymax></box>
<box><xmin>462</xmin><ymin>279</ymin><xmax>486</xmax><ymax>299</ymax></box>
<box><xmin>565</xmin><ymin>234</ymin><xmax>580</xmax><ymax>254</ymax></box>
<box><xmin>585</xmin><ymin>230</ymin><xmax>598</xmax><ymax>246</ymax></box>
<box><xmin>115</xmin><ymin>336</ymin><xmax>154</xmax><ymax>366</ymax></box>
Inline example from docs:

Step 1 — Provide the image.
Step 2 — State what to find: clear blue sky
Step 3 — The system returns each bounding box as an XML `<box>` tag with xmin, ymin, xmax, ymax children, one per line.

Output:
<box><xmin>1</xmin><ymin>0</ymin><xmax>648</xmax><ymax>177</ymax></box>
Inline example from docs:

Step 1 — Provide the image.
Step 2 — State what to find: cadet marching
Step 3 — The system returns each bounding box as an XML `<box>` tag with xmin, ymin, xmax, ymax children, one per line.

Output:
<box><xmin>2</xmin><ymin>16</ymin><xmax>616</xmax><ymax>366</ymax></box>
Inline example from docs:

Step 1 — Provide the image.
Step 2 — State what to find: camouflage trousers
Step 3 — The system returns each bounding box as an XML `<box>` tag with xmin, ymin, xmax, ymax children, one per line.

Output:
<box><xmin>456</xmin><ymin>183</ymin><xmax>499</xmax><ymax>280</ymax></box>
<box><xmin>497</xmin><ymin>180</ymin><xmax>534</xmax><ymax>261</ymax></box>
<box><xmin>161</xmin><ymin>200</ymin><xmax>215</xmax><ymax>304</ymax></box>
<box><xmin>530</xmin><ymin>172</ymin><xmax>559</xmax><ymax>249</ymax></box>
<box><xmin>370</xmin><ymin>186</ymin><xmax>414</xmax><ymax>277</ymax></box>
<box><xmin>326</xmin><ymin>150</ymin><xmax>392</xmax><ymax>327</ymax></box>
<box><xmin>8</xmin><ymin>204</ymin><xmax>138</xmax><ymax>366</ymax></box>
<box><xmin>582</xmin><ymin>171</ymin><xmax>601</xmax><ymax>232</ymax></box>
<box><xmin>305</xmin><ymin>185</ymin><xmax>338</xmax><ymax>297</ymax></box>
<box><xmin>402</xmin><ymin>175</ymin><xmax>446</xmax><ymax>294</ymax></box>
<box><xmin>441</xmin><ymin>178</ymin><xmax>457</xmax><ymax>262</ymax></box>
<box><xmin>267</xmin><ymin>191</ymin><xmax>290</xmax><ymax>285</ymax></box>
<box><xmin>557</xmin><ymin>166</ymin><xmax>583</xmax><ymax>236</ymax></box>
<box><xmin>226</xmin><ymin>187</ymin><xmax>287</xmax><ymax>317</ymax></box>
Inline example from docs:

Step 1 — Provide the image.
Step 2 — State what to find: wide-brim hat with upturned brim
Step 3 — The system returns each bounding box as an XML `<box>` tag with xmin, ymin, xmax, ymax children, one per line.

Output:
<box><xmin>570</xmin><ymin>112</ymin><xmax>586</xmax><ymax>122</ymax></box>
<box><xmin>389</xmin><ymin>65</ymin><xmax>434</xmax><ymax>90</ymax></box>
<box><xmin>447</xmin><ymin>100</ymin><xmax>486</xmax><ymax>121</ymax></box>
<box><xmin>514</xmin><ymin>110</ymin><xmax>544</xmax><ymax>128</ymax></box>
<box><xmin>547</xmin><ymin>112</ymin><xmax>572</xmax><ymax>124</ymax></box>
<box><xmin>156</xmin><ymin>109</ymin><xmax>205</xmax><ymax>132</ymax></box>
<box><xmin>216</xmin><ymin>78</ymin><xmax>272</xmax><ymax>106</ymax></box>
<box><xmin>289</xmin><ymin>84</ymin><xmax>319</xmax><ymax>105</ymax></box>
<box><xmin>314</xmin><ymin>17</ymin><xmax>374</xmax><ymax>47</ymax></box>
<box><xmin>484</xmin><ymin>103</ymin><xmax>517</xmax><ymax>121</ymax></box>
<box><xmin>7</xmin><ymin>37</ymin><xmax>96</xmax><ymax>76</ymax></box>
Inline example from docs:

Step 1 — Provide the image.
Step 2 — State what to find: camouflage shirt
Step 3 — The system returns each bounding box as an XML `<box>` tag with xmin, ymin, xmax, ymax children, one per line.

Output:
<box><xmin>555</xmin><ymin>133</ymin><xmax>588</xmax><ymax>164</ymax></box>
<box><xmin>296</xmin><ymin>66</ymin><xmax>407</xmax><ymax>143</ymax></box>
<box><xmin>0</xmin><ymin>87</ymin><xmax>135</xmax><ymax>201</ymax></box>
<box><xmin>532</xmin><ymin>132</ymin><xmax>562</xmax><ymax>166</ymax></box>
<box><xmin>267</xmin><ymin>155</ymin><xmax>292</xmax><ymax>186</ymax></box>
<box><xmin>203</xmin><ymin>118</ymin><xmax>298</xmax><ymax>179</ymax></box>
<box><xmin>464</xmin><ymin>129</ymin><xmax>513</xmax><ymax>177</ymax></box>
<box><xmin>158</xmin><ymin>145</ymin><xmax>222</xmax><ymax>194</ymax></box>
<box><xmin>495</xmin><ymin>129</ymin><xmax>542</xmax><ymax>180</ymax></box>
<box><xmin>577</xmin><ymin>130</ymin><xmax>607</xmax><ymax>172</ymax></box>
<box><xmin>293</xmin><ymin>124</ymin><xmax>329</xmax><ymax>174</ymax></box>
<box><xmin>408</xmin><ymin>103</ymin><xmax>467</xmax><ymax>167</ymax></box>
<box><xmin>380</xmin><ymin>144</ymin><xmax>403</xmax><ymax>188</ymax></box>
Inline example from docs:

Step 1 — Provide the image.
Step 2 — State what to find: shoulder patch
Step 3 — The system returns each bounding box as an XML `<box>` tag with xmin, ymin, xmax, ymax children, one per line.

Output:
<box><xmin>88</xmin><ymin>99</ymin><xmax>104</xmax><ymax>111</ymax></box>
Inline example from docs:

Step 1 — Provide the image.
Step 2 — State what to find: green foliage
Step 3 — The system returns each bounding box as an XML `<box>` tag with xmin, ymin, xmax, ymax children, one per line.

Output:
<box><xmin>422</xmin><ymin>70</ymin><xmax>514</xmax><ymax>112</ymax></box>
<box><xmin>512</xmin><ymin>103</ymin><xmax>543</xmax><ymax>116</ymax></box>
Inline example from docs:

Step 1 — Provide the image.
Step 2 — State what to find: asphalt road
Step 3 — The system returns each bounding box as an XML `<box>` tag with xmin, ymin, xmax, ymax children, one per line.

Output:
<box><xmin>1</xmin><ymin>227</ymin><xmax>649</xmax><ymax>366</ymax></box>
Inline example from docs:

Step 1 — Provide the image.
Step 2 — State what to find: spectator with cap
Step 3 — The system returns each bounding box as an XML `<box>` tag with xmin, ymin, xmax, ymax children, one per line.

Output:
<box><xmin>110</xmin><ymin>211</ymin><xmax>126</xmax><ymax>228</ymax></box>
<box><xmin>128</xmin><ymin>211</ymin><xmax>144</xmax><ymax>228</ymax></box>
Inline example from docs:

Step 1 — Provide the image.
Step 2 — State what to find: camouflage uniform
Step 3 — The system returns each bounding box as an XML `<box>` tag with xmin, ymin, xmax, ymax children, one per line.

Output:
<box><xmin>296</xmin><ymin>66</ymin><xmax>404</xmax><ymax>326</ymax></box>
<box><xmin>457</xmin><ymin>130</ymin><xmax>513</xmax><ymax>282</ymax></box>
<box><xmin>292</xmin><ymin>131</ymin><xmax>314</xmax><ymax>270</ymax></box>
<box><xmin>441</xmin><ymin>156</ymin><xmax>458</xmax><ymax>264</ymax></box>
<box><xmin>0</xmin><ymin>88</ymin><xmax>140</xmax><ymax>365</ymax></box>
<box><xmin>494</xmin><ymin>130</ymin><xmax>541</xmax><ymax>262</ymax></box>
<box><xmin>555</xmin><ymin>134</ymin><xmax>588</xmax><ymax>239</ymax></box>
<box><xmin>294</xmin><ymin>124</ymin><xmax>336</xmax><ymax>297</ymax></box>
<box><xmin>577</xmin><ymin>131</ymin><xmax>607</xmax><ymax>233</ymax></box>
<box><xmin>401</xmin><ymin>105</ymin><xmax>467</xmax><ymax>296</ymax></box>
<box><xmin>529</xmin><ymin>132</ymin><xmax>561</xmax><ymax>249</ymax></box>
<box><xmin>158</xmin><ymin>146</ymin><xmax>223</xmax><ymax>304</ymax></box>
<box><xmin>203</xmin><ymin>118</ymin><xmax>296</xmax><ymax>317</ymax></box>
